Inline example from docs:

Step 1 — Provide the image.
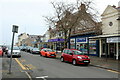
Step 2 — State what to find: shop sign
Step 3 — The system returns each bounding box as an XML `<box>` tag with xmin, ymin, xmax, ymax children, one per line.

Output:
<box><xmin>107</xmin><ymin>37</ymin><xmax>120</xmax><ymax>43</ymax></box>
<box><xmin>76</xmin><ymin>38</ymin><xmax>87</xmax><ymax>43</ymax></box>
<box><xmin>89</xmin><ymin>39</ymin><xmax>96</xmax><ymax>43</ymax></box>
<box><xmin>70</xmin><ymin>39</ymin><xmax>75</xmax><ymax>43</ymax></box>
<box><xmin>48</xmin><ymin>38</ymin><xmax>64</xmax><ymax>42</ymax></box>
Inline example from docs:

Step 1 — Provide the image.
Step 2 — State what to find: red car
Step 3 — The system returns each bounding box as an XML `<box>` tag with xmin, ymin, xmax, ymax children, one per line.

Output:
<box><xmin>60</xmin><ymin>49</ymin><xmax>90</xmax><ymax>65</ymax></box>
<box><xmin>0</xmin><ymin>47</ymin><xmax>3</xmax><ymax>56</ymax></box>
<box><xmin>40</xmin><ymin>48</ymin><xmax>56</xmax><ymax>58</ymax></box>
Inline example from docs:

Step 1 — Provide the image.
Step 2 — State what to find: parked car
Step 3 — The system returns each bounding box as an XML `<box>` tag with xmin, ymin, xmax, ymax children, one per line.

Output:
<box><xmin>40</xmin><ymin>48</ymin><xmax>56</xmax><ymax>58</ymax></box>
<box><xmin>26</xmin><ymin>46</ymin><xmax>33</xmax><ymax>52</ymax></box>
<box><xmin>7</xmin><ymin>46</ymin><xmax>21</xmax><ymax>58</ymax></box>
<box><xmin>0</xmin><ymin>47</ymin><xmax>3</xmax><ymax>56</ymax></box>
<box><xmin>60</xmin><ymin>49</ymin><xmax>90</xmax><ymax>66</ymax></box>
<box><xmin>21</xmin><ymin>46</ymin><xmax>26</xmax><ymax>51</ymax></box>
<box><xmin>31</xmin><ymin>48</ymin><xmax>40</xmax><ymax>54</ymax></box>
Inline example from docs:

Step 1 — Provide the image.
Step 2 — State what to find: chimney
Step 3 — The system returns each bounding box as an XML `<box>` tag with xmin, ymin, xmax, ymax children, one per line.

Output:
<box><xmin>80</xmin><ymin>3</ymin><xmax>86</xmax><ymax>11</ymax></box>
<box><xmin>48</xmin><ymin>26</ymin><xmax>52</xmax><ymax>31</ymax></box>
<box><xmin>112</xmin><ymin>5</ymin><xmax>116</xmax><ymax>8</ymax></box>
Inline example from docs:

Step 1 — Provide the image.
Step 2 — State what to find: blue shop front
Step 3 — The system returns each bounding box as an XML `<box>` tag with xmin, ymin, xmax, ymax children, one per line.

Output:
<box><xmin>69</xmin><ymin>35</ymin><xmax>99</xmax><ymax>56</ymax></box>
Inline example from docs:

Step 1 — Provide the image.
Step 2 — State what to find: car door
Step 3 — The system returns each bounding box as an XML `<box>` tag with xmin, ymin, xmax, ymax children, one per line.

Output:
<box><xmin>63</xmin><ymin>50</ymin><xmax>68</xmax><ymax>61</ymax></box>
<box><xmin>67</xmin><ymin>50</ymin><xmax>73</xmax><ymax>62</ymax></box>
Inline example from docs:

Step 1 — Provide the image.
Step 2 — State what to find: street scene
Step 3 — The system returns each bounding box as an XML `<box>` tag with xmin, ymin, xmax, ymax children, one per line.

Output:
<box><xmin>0</xmin><ymin>0</ymin><xmax>120</xmax><ymax>80</ymax></box>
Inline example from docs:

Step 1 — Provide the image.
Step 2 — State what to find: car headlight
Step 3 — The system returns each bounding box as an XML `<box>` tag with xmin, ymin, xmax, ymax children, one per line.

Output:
<box><xmin>88</xmin><ymin>57</ymin><xmax>90</xmax><ymax>59</ymax></box>
<box><xmin>77</xmin><ymin>56</ymin><xmax>82</xmax><ymax>59</ymax></box>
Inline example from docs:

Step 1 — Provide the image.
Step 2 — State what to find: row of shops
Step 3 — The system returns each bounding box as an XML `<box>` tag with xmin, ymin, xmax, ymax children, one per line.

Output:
<box><xmin>70</xmin><ymin>34</ymin><xmax>120</xmax><ymax>60</ymax></box>
<box><xmin>39</xmin><ymin>34</ymin><xmax>120</xmax><ymax>60</ymax></box>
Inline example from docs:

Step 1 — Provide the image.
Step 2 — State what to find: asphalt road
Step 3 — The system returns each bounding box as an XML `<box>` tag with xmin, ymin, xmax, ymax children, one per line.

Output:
<box><xmin>14</xmin><ymin>51</ymin><xmax>118</xmax><ymax>79</ymax></box>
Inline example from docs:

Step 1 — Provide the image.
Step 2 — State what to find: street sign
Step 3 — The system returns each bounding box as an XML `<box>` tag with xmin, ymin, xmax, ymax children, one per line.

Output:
<box><xmin>9</xmin><ymin>25</ymin><xmax>19</xmax><ymax>74</ymax></box>
<box><xmin>12</xmin><ymin>25</ymin><xmax>18</xmax><ymax>33</ymax></box>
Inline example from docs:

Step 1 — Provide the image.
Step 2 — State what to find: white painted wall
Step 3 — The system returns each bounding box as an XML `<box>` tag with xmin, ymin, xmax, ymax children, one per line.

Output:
<box><xmin>102</xmin><ymin>6</ymin><xmax>119</xmax><ymax>35</ymax></box>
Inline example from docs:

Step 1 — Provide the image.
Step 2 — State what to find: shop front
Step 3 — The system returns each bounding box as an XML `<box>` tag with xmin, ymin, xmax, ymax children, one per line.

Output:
<box><xmin>76</xmin><ymin>37</ymin><xmax>88</xmax><ymax>54</ymax></box>
<box><xmin>90</xmin><ymin>35</ymin><xmax>120</xmax><ymax>60</ymax></box>
<box><xmin>106</xmin><ymin>37</ymin><xmax>120</xmax><ymax>60</ymax></box>
<box><xmin>48</xmin><ymin>38</ymin><xmax>64</xmax><ymax>51</ymax></box>
<box><xmin>69</xmin><ymin>35</ymin><xmax>99</xmax><ymax>56</ymax></box>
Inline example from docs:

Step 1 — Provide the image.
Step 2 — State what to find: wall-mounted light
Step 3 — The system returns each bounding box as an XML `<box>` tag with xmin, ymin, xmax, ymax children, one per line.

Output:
<box><xmin>117</xmin><ymin>16</ymin><xmax>120</xmax><ymax>20</ymax></box>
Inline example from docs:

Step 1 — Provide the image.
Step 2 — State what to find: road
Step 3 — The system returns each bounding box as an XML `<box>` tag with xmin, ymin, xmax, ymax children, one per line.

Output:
<box><xmin>13</xmin><ymin>51</ymin><xmax>118</xmax><ymax>78</ymax></box>
<box><xmin>1</xmin><ymin>51</ymin><xmax>119</xmax><ymax>79</ymax></box>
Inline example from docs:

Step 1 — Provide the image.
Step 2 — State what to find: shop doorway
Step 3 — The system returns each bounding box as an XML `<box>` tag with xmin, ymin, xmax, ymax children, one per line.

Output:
<box><xmin>109</xmin><ymin>43</ymin><xmax>116</xmax><ymax>58</ymax></box>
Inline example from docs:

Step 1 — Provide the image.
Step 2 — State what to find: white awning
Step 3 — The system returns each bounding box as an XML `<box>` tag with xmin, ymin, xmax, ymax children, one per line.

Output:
<box><xmin>89</xmin><ymin>34</ymin><xmax>120</xmax><ymax>39</ymax></box>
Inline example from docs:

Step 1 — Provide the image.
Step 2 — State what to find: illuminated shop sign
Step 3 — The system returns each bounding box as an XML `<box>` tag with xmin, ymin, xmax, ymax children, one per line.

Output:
<box><xmin>76</xmin><ymin>38</ymin><xmax>87</xmax><ymax>43</ymax></box>
<box><xmin>48</xmin><ymin>39</ymin><xmax>64</xmax><ymax>42</ymax></box>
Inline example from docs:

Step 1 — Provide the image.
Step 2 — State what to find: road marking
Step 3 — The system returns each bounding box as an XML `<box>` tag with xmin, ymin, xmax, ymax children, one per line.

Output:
<box><xmin>20</xmin><ymin>59</ymin><xmax>26</xmax><ymax>62</ymax></box>
<box><xmin>0</xmin><ymin>70</ymin><xmax>8</xmax><ymax>72</ymax></box>
<box><xmin>36</xmin><ymin>76</ymin><xmax>48</xmax><ymax>80</ymax></box>
<box><xmin>14</xmin><ymin>58</ymin><xmax>27</xmax><ymax>70</ymax></box>
<box><xmin>24</xmin><ymin>64</ymin><xmax>36</xmax><ymax>70</ymax></box>
<box><xmin>107</xmin><ymin>70</ymin><xmax>120</xmax><ymax>74</ymax></box>
<box><xmin>21</xmin><ymin>71</ymin><xmax>32</xmax><ymax>80</ymax></box>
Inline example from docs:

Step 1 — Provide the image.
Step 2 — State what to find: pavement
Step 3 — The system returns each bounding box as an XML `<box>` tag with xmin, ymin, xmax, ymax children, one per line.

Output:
<box><xmin>56</xmin><ymin>52</ymin><xmax>120</xmax><ymax>72</ymax></box>
<box><xmin>1</xmin><ymin>56</ymin><xmax>30</xmax><ymax>80</ymax></box>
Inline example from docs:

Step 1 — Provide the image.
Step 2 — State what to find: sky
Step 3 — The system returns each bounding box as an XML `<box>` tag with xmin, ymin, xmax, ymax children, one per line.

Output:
<box><xmin>0</xmin><ymin>0</ymin><xmax>120</xmax><ymax>45</ymax></box>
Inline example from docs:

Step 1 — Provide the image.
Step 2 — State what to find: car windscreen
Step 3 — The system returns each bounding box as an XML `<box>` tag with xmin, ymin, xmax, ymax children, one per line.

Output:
<box><xmin>9</xmin><ymin>47</ymin><xmax>20</xmax><ymax>50</ymax></box>
<box><xmin>46</xmin><ymin>49</ymin><xmax>53</xmax><ymax>52</ymax></box>
<box><xmin>33</xmin><ymin>48</ymin><xmax>39</xmax><ymax>51</ymax></box>
<box><xmin>72</xmin><ymin>50</ymin><xmax>84</xmax><ymax>55</ymax></box>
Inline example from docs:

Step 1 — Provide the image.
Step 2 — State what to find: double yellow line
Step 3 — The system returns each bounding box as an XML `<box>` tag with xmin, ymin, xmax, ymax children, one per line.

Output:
<box><xmin>14</xmin><ymin>58</ymin><xmax>28</xmax><ymax>70</ymax></box>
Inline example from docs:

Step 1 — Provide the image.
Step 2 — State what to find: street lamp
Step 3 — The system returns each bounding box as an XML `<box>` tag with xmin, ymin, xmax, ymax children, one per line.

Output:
<box><xmin>8</xmin><ymin>25</ymin><xmax>18</xmax><ymax>74</ymax></box>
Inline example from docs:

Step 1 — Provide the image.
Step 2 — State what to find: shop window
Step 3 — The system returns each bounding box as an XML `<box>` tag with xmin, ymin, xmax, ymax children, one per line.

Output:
<box><xmin>89</xmin><ymin>43</ymin><xmax>96</xmax><ymax>54</ymax></box>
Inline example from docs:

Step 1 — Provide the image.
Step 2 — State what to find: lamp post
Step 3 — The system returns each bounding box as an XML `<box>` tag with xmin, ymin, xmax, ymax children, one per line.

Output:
<box><xmin>8</xmin><ymin>25</ymin><xmax>18</xmax><ymax>74</ymax></box>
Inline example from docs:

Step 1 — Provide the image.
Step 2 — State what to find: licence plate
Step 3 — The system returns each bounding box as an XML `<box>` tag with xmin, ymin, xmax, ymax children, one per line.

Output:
<box><xmin>51</xmin><ymin>55</ymin><xmax>55</xmax><ymax>56</ymax></box>
<box><xmin>84</xmin><ymin>61</ymin><xmax>89</xmax><ymax>62</ymax></box>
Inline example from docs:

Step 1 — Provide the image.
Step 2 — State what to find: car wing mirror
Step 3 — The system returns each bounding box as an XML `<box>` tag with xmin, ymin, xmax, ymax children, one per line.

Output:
<box><xmin>44</xmin><ymin>50</ymin><xmax>47</xmax><ymax>52</ymax></box>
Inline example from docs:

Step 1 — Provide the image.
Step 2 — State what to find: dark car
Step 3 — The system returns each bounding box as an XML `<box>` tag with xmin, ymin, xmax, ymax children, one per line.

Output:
<box><xmin>60</xmin><ymin>49</ymin><xmax>90</xmax><ymax>66</ymax></box>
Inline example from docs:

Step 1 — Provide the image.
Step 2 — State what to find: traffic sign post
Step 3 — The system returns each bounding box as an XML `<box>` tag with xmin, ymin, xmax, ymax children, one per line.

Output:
<box><xmin>8</xmin><ymin>25</ymin><xmax>18</xmax><ymax>74</ymax></box>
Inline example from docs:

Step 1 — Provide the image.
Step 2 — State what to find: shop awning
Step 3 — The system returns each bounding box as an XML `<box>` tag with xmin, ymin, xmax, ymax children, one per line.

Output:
<box><xmin>89</xmin><ymin>34</ymin><xmax>120</xmax><ymax>39</ymax></box>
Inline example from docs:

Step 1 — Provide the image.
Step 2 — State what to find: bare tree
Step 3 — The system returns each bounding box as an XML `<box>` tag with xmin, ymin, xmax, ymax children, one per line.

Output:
<box><xmin>44</xmin><ymin>0</ymin><xmax>101</xmax><ymax>48</ymax></box>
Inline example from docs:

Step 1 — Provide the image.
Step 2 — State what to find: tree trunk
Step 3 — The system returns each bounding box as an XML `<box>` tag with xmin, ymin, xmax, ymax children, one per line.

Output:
<box><xmin>64</xmin><ymin>31</ymin><xmax>68</xmax><ymax>48</ymax></box>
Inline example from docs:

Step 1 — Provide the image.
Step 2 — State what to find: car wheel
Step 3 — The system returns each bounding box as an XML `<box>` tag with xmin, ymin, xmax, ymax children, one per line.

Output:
<box><xmin>60</xmin><ymin>57</ymin><xmax>64</xmax><ymax>62</ymax></box>
<box><xmin>40</xmin><ymin>53</ymin><xmax>42</xmax><ymax>56</ymax></box>
<box><xmin>72</xmin><ymin>59</ymin><xmax>77</xmax><ymax>66</ymax></box>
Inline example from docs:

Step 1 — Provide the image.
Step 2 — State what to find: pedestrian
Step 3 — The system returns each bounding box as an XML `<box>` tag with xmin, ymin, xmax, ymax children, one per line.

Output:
<box><xmin>2</xmin><ymin>46</ymin><xmax>5</xmax><ymax>57</ymax></box>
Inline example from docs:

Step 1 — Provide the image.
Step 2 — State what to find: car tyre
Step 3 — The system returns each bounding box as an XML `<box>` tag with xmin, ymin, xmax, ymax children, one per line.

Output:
<box><xmin>40</xmin><ymin>53</ymin><xmax>42</xmax><ymax>56</ymax></box>
<box><xmin>72</xmin><ymin>59</ymin><xmax>77</xmax><ymax>66</ymax></box>
<box><xmin>60</xmin><ymin>57</ymin><xmax>64</xmax><ymax>62</ymax></box>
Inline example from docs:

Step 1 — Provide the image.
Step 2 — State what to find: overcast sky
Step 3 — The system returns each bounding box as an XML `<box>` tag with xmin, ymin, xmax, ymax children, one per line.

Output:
<box><xmin>0</xmin><ymin>0</ymin><xmax>120</xmax><ymax>45</ymax></box>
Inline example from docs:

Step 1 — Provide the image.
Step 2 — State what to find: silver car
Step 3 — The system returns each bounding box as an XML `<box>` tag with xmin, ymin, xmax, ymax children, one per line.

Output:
<box><xmin>7</xmin><ymin>46</ymin><xmax>21</xmax><ymax>58</ymax></box>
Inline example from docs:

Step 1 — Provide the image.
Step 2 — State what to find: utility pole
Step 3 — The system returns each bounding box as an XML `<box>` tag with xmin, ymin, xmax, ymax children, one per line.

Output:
<box><xmin>8</xmin><ymin>25</ymin><xmax>18</xmax><ymax>74</ymax></box>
